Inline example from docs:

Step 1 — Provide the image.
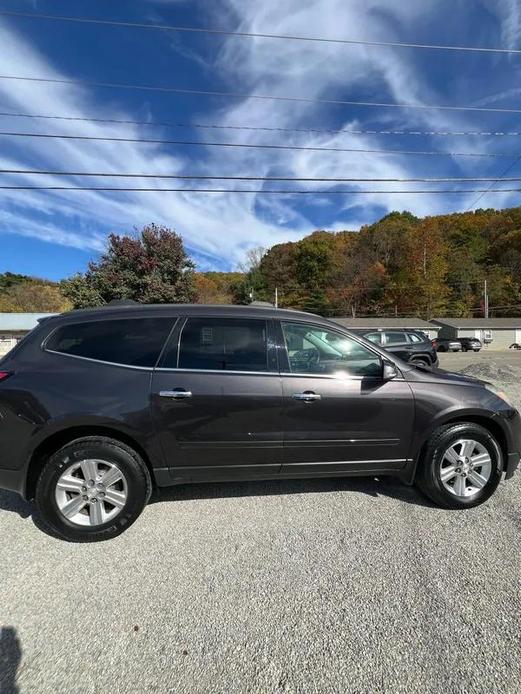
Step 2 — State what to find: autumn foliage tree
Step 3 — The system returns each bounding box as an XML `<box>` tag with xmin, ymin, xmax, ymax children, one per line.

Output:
<box><xmin>62</xmin><ymin>224</ymin><xmax>196</xmax><ymax>308</ymax></box>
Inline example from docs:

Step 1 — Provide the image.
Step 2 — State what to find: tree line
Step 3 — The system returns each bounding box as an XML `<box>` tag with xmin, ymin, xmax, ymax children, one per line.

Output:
<box><xmin>2</xmin><ymin>207</ymin><xmax>521</xmax><ymax>317</ymax></box>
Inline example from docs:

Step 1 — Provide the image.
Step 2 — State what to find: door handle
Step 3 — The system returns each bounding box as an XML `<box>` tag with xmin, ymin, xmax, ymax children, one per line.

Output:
<box><xmin>292</xmin><ymin>391</ymin><xmax>321</xmax><ymax>402</ymax></box>
<box><xmin>159</xmin><ymin>389</ymin><xmax>193</xmax><ymax>399</ymax></box>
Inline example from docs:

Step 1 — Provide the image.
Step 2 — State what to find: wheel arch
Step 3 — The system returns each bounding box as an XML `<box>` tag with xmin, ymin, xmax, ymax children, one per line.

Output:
<box><xmin>407</xmin><ymin>413</ymin><xmax>508</xmax><ymax>485</ymax></box>
<box><xmin>25</xmin><ymin>425</ymin><xmax>155</xmax><ymax>500</ymax></box>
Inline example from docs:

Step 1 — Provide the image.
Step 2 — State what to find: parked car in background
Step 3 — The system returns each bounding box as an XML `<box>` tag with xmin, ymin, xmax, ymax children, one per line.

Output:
<box><xmin>355</xmin><ymin>329</ymin><xmax>438</xmax><ymax>368</ymax></box>
<box><xmin>433</xmin><ymin>337</ymin><xmax>462</xmax><ymax>352</ymax></box>
<box><xmin>459</xmin><ymin>337</ymin><xmax>482</xmax><ymax>352</ymax></box>
<box><xmin>1</xmin><ymin>304</ymin><xmax>518</xmax><ymax>542</ymax></box>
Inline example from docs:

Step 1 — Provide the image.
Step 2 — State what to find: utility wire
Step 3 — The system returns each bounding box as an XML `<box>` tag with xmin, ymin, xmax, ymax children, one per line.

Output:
<box><xmin>466</xmin><ymin>153</ymin><xmax>521</xmax><ymax>210</ymax></box>
<box><xmin>2</xmin><ymin>9</ymin><xmax>521</xmax><ymax>55</ymax></box>
<box><xmin>1</xmin><ymin>186</ymin><xmax>521</xmax><ymax>194</ymax></box>
<box><xmin>4</xmin><ymin>169</ymin><xmax>521</xmax><ymax>182</ymax></box>
<box><xmin>0</xmin><ymin>131</ymin><xmax>514</xmax><ymax>158</ymax></box>
<box><xmin>2</xmin><ymin>110</ymin><xmax>521</xmax><ymax>138</ymax></box>
<box><xmin>1</xmin><ymin>74</ymin><xmax>521</xmax><ymax>114</ymax></box>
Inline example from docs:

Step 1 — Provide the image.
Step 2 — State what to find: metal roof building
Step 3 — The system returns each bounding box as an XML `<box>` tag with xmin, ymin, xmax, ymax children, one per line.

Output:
<box><xmin>432</xmin><ymin>318</ymin><xmax>521</xmax><ymax>349</ymax></box>
<box><xmin>332</xmin><ymin>317</ymin><xmax>440</xmax><ymax>338</ymax></box>
<box><xmin>0</xmin><ymin>313</ymin><xmax>57</xmax><ymax>357</ymax></box>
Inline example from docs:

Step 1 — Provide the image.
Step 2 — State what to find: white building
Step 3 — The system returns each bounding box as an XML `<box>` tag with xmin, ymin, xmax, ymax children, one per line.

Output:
<box><xmin>0</xmin><ymin>313</ymin><xmax>57</xmax><ymax>357</ymax></box>
<box><xmin>431</xmin><ymin>318</ymin><xmax>521</xmax><ymax>350</ymax></box>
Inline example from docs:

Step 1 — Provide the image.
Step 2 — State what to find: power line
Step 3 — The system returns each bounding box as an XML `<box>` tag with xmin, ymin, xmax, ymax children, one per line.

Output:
<box><xmin>1</xmin><ymin>186</ymin><xmax>521</xmax><ymax>194</ymax></box>
<box><xmin>0</xmin><ymin>131</ymin><xmax>514</xmax><ymax>158</ymax></box>
<box><xmin>466</xmin><ymin>153</ymin><xmax>521</xmax><ymax>210</ymax></box>
<box><xmin>2</xmin><ymin>74</ymin><xmax>521</xmax><ymax>114</ymax></box>
<box><xmin>4</xmin><ymin>169</ymin><xmax>521</xmax><ymax>182</ymax></box>
<box><xmin>2</xmin><ymin>110</ymin><xmax>521</xmax><ymax>138</ymax></box>
<box><xmin>2</xmin><ymin>9</ymin><xmax>521</xmax><ymax>55</ymax></box>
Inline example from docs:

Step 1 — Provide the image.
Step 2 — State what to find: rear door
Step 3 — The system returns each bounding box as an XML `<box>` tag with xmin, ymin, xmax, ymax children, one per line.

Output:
<box><xmin>278</xmin><ymin>320</ymin><xmax>414</xmax><ymax>475</ymax></box>
<box><xmin>150</xmin><ymin>316</ymin><xmax>283</xmax><ymax>482</ymax></box>
<box><xmin>382</xmin><ymin>331</ymin><xmax>412</xmax><ymax>361</ymax></box>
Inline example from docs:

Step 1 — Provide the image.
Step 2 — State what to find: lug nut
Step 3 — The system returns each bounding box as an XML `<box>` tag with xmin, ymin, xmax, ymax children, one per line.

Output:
<box><xmin>88</xmin><ymin>480</ymin><xmax>95</xmax><ymax>487</ymax></box>
<box><xmin>81</xmin><ymin>486</ymin><xmax>87</xmax><ymax>492</ymax></box>
<box><xmin>82</xmin><ymin>495</ymin><xmax>88</xmax><ymax>501</ymax></box>
<box><xmin>455</xmin><ymin>468</ymin><xmax>461</xmax><ymax>474</ymax></box>
<box><xmin>91</xmin><ymin>498</ymin><xmax>98</xmax><ymax>503</ymax></box>
<box><xmin>99</xmin><ymin>492</ymin><xmax>105</xmax><ymax>498</ymax></box>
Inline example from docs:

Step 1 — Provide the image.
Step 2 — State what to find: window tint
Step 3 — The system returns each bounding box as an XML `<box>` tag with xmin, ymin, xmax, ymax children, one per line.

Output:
<box><xmin>177</xmin><ymin>318</ymin><xmax>269</xmax><ymax>372</ymax></box>
<box><xmin>365</xmin><ymin>332</ymin><xmax>383</xmax><ymax>345</ymax></box>
<box><xmin>385</xmin><ymin>331</ymin><xmax>408</xmax><ymax>345</ymax></box>
<box><xmin>45</xmin><ymin>318</ymin><xmax>174</xmax><ymax>367</ymax></box>
<box><xmin>282</xmin><ymin>322</ymin><xmax>381</xmax><ymax>377</ymax></box>
<box><xmin>408</xmin><ymin>333</ymin><xmax>422</xmax><ymax>343</ymax></box>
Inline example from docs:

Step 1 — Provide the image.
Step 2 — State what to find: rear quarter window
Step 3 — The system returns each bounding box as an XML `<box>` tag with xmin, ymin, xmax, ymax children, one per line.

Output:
<box><xmin>45</xmin><ymin>317</ymin><xmax>175</xmax><ymax>367</ymax></box>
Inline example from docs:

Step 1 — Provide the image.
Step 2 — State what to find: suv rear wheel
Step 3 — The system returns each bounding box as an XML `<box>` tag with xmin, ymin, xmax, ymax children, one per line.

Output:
<box><xmin>35</xmin><ymin>436</ymin><xmax>152</xmax><ymax>542</ymax></box>
<box><xmin>416</xmin><ymin>423</ymin><xmax>502</xmax><ymax>508</ymax></box>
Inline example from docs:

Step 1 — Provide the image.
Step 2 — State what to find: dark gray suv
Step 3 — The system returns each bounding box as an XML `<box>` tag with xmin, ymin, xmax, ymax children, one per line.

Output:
<box><xmin>0</xmin><ymin>304</ymin><xmax>519</xmax><ymax>542</ymax></box>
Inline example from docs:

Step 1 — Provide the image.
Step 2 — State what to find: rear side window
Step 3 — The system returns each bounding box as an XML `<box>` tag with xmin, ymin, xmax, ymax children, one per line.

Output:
<box><xmin>45</xmin><ymin>318</ymin><xmax>174</xmax><ymax>367</ymax></box>
<box><xmin>384</xmin><ymin>331</ymin><xmax>408</xmax><ymax>345</ymax></box>
<box><xmin>177</xmin><ymin>318</ymin><xmax>269</xmax><ymax>372</ymax></box>
<box><xmin>408</xmin><ymin>333</ymin><xmax>422</xmax><ymax>343</ymax></box>
<box><xmin>365</xmin><ymin>332</ymin><xmax>383</xmax><ymax>345</ymax></box>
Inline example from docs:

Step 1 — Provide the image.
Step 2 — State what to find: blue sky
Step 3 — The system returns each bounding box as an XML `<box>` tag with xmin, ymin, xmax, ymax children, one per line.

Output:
<box><xmin>1</xmin><ymin>0</ymin><xmax>521</xmax><ymax>280</ymax></box>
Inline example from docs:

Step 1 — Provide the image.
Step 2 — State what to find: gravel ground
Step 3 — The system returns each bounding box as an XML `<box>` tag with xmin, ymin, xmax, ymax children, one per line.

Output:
<box><xmin>1</xmin><ymin>351</ymin><xmax>520</xmax><ymax>693</ymax></box>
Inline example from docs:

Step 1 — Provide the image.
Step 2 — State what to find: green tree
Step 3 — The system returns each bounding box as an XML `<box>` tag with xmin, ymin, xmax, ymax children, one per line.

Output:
<box><xmin>62</xmin><ymin>224</ymin><xmax>196</xmax><ymax>308</ymax></box>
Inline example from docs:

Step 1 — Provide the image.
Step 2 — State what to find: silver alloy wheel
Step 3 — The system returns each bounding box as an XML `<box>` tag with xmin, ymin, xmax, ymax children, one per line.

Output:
<box><xmin>439</xmin><ymin>439</ymin><xmax>492</xmax><ymax>498</ymax></box>
<box><xmin>55</xmin><ymin>459</ymin><xmax>128</xmax><ymax>527</ymax></box>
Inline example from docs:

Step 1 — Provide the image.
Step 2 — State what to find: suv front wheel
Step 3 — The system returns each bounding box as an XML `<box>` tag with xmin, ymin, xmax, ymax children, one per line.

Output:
<box><xmin>416</xmin><ymin>422</ymin><xmax>502</xmax><ymax>508</ymax></box>
<box><xmin>35</xmin><ymin>436</ymin><xmax>152</xmax><ymax>542</ymax></box>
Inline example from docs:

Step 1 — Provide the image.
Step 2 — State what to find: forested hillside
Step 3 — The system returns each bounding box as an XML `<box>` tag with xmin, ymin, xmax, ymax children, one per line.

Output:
<box><xmin>235</xmin><ymin>207</ymin><xmax>521</xmax><ymax>318</ymax></box>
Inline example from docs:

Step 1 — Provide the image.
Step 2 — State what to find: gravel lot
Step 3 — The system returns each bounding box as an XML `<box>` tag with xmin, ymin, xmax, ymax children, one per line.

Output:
<box><xmin>1</xmin><ymin>351</ymin><xmax>520</xmax><ymax>693</ymax></box>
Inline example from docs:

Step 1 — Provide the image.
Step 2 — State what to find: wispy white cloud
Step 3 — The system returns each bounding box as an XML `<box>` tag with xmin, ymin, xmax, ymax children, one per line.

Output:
<box><xmin>0</xmin><ymin>1</ymin><xmax>520</xmax><ymax>272</ymax></box>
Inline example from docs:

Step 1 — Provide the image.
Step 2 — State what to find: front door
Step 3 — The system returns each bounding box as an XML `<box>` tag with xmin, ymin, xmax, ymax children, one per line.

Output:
<box><xmin>150</xmin><ymin>316</ymin><xmax>283</xmax><ymax>482</ymax></box>
<box><xmin>277</xmin><ymin>321</ymin><xmax>414</xmax><ymax>475</ymax></box>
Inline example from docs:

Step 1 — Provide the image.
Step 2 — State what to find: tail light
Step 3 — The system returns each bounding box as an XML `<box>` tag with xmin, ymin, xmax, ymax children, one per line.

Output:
<box><xmin>0</xmin><ymin>371</ymin><xmax>12</xmax><ymax>382</ymax></box>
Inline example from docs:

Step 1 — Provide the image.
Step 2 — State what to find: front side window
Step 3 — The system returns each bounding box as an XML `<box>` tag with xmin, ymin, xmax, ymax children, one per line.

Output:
<box><xmin>45</xmin><ymin>317</ymin><xmax>174</xmax><ymax>367</ymax></box>
<box><xmin>177</xmin><ymin>318</ymin><xmax>269</xmax><ymax>372</ymax></box>
<box><xmin>281</xmin><ymin>322</ymin><xmax>381</xmax><ymax>377</ymax></box>
<box><xmin>385</xmin><ymin>331</ymin><xmax>408</xmax><ymax>345</ymax></box>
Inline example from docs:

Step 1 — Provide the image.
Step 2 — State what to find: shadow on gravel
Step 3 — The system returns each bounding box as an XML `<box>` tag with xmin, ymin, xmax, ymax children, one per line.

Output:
<box><xmin>0</xmin><ymin>490</ymin><xmax>33</xmax><ymax>519</ymax></box>
<box><xmin>0</xmin><ymin>626</ymin><xmax>22</xmax><ymax>694</ymax></box>
<box><xmin>150</xmin><ymin>476</ymin><xmax>438</xmax><ymax>509</ymax></box>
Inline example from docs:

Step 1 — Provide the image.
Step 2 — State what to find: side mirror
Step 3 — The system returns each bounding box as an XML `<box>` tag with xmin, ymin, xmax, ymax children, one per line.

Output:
<box><xmin>382</xmin><ymin>360</ymin><xmax>398</xmax><ymax>381</ymax></box>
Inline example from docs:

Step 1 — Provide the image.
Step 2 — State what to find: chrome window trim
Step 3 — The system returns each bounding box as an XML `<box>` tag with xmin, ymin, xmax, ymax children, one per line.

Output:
<box><xmin>154</xmin><ymin>366</ymin><xmax>405</xmax><ymax>381</ymax></box>
<box><xmin>43</xmin><ymin>348</ymin><xmax>155</xmax><ymax>371</ymax></box>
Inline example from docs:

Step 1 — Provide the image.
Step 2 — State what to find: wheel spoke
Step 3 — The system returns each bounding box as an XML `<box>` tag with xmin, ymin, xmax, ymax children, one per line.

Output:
<box><xmin>56</xmin><ymin>475</ymin><xmax>84</xmax><ymax>493</ymax></box>
<box><xmin>103</xmin><ymin>488</ymin><xmax>126</xmax><ymax>509</ymax></box>
<box><xmin>471</xmin><ymin>452</ymin><xmax>491</xmax><ymax>468</ymax></box>
<box><xmin>89</xmin><ymin>501</ymin><xmax>105</xmax><ymax>525</ymax></box>
<box><xmin>444</xmin><ymin>447</ymin><xmax>460</xmax><ymax>466</ymax></box>
<box><xmin>80</xmin><ymin>459</ymin><xmax>99</xmax><ymax>482</ymax></box>
<box><xmin>460</xmin><ymin>440</ymin><xmax>476</xmax><ymax>459</ymax></box>
<box><xmin>467</xmin><ymin>470</ymin><xmax>487</xmax><ymax>489</ymax></box>
<box><xmin>61</xmin><ymin>495</ymin><xmax>88</xmax><ymax>519</ymax></box>
<box><xmin>100</xmin><ymin>466</ymin><xmax>123</xmax><ymax>488</ymax></box>
<box><xmin>453</xmin><ymin>475</ymin><xmax>466</xmax><ymax>497</ymax></box>
<box><xmin>440</xmin><ymin>465</ymin><xmax>457</xmax><ymax>482</ymax></box>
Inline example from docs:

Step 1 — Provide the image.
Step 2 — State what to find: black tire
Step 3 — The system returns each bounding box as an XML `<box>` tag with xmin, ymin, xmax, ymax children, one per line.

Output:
<box><xmin>415</xmin><ymin>423</ymin><xmax>502</xmax><ymax>509</ymax></box>
<box><xmin>411</xmin><ymin>357</ymin><xmax>430</xmax><ymax>368</ymax></box>
<box><xmin>474</xmin><ymin>349</ymin><xmax>480</xmax><ymax>352</ymax></box>
<box><xmin>437</xmin><ymin>345</ymin><xmax>446</xmax><ymax>352</ymax></box>
<box><xmin>35</xmin><ymin>436</ymin><xmax>152</xmax><ymax>542</ymax></box>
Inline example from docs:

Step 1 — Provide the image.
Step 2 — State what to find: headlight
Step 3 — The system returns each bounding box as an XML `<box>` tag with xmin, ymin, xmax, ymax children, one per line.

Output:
<box><xmin>485</xmin><ymin>382</ymin><xmax>512</xmax><ymax>406</ymax></box>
